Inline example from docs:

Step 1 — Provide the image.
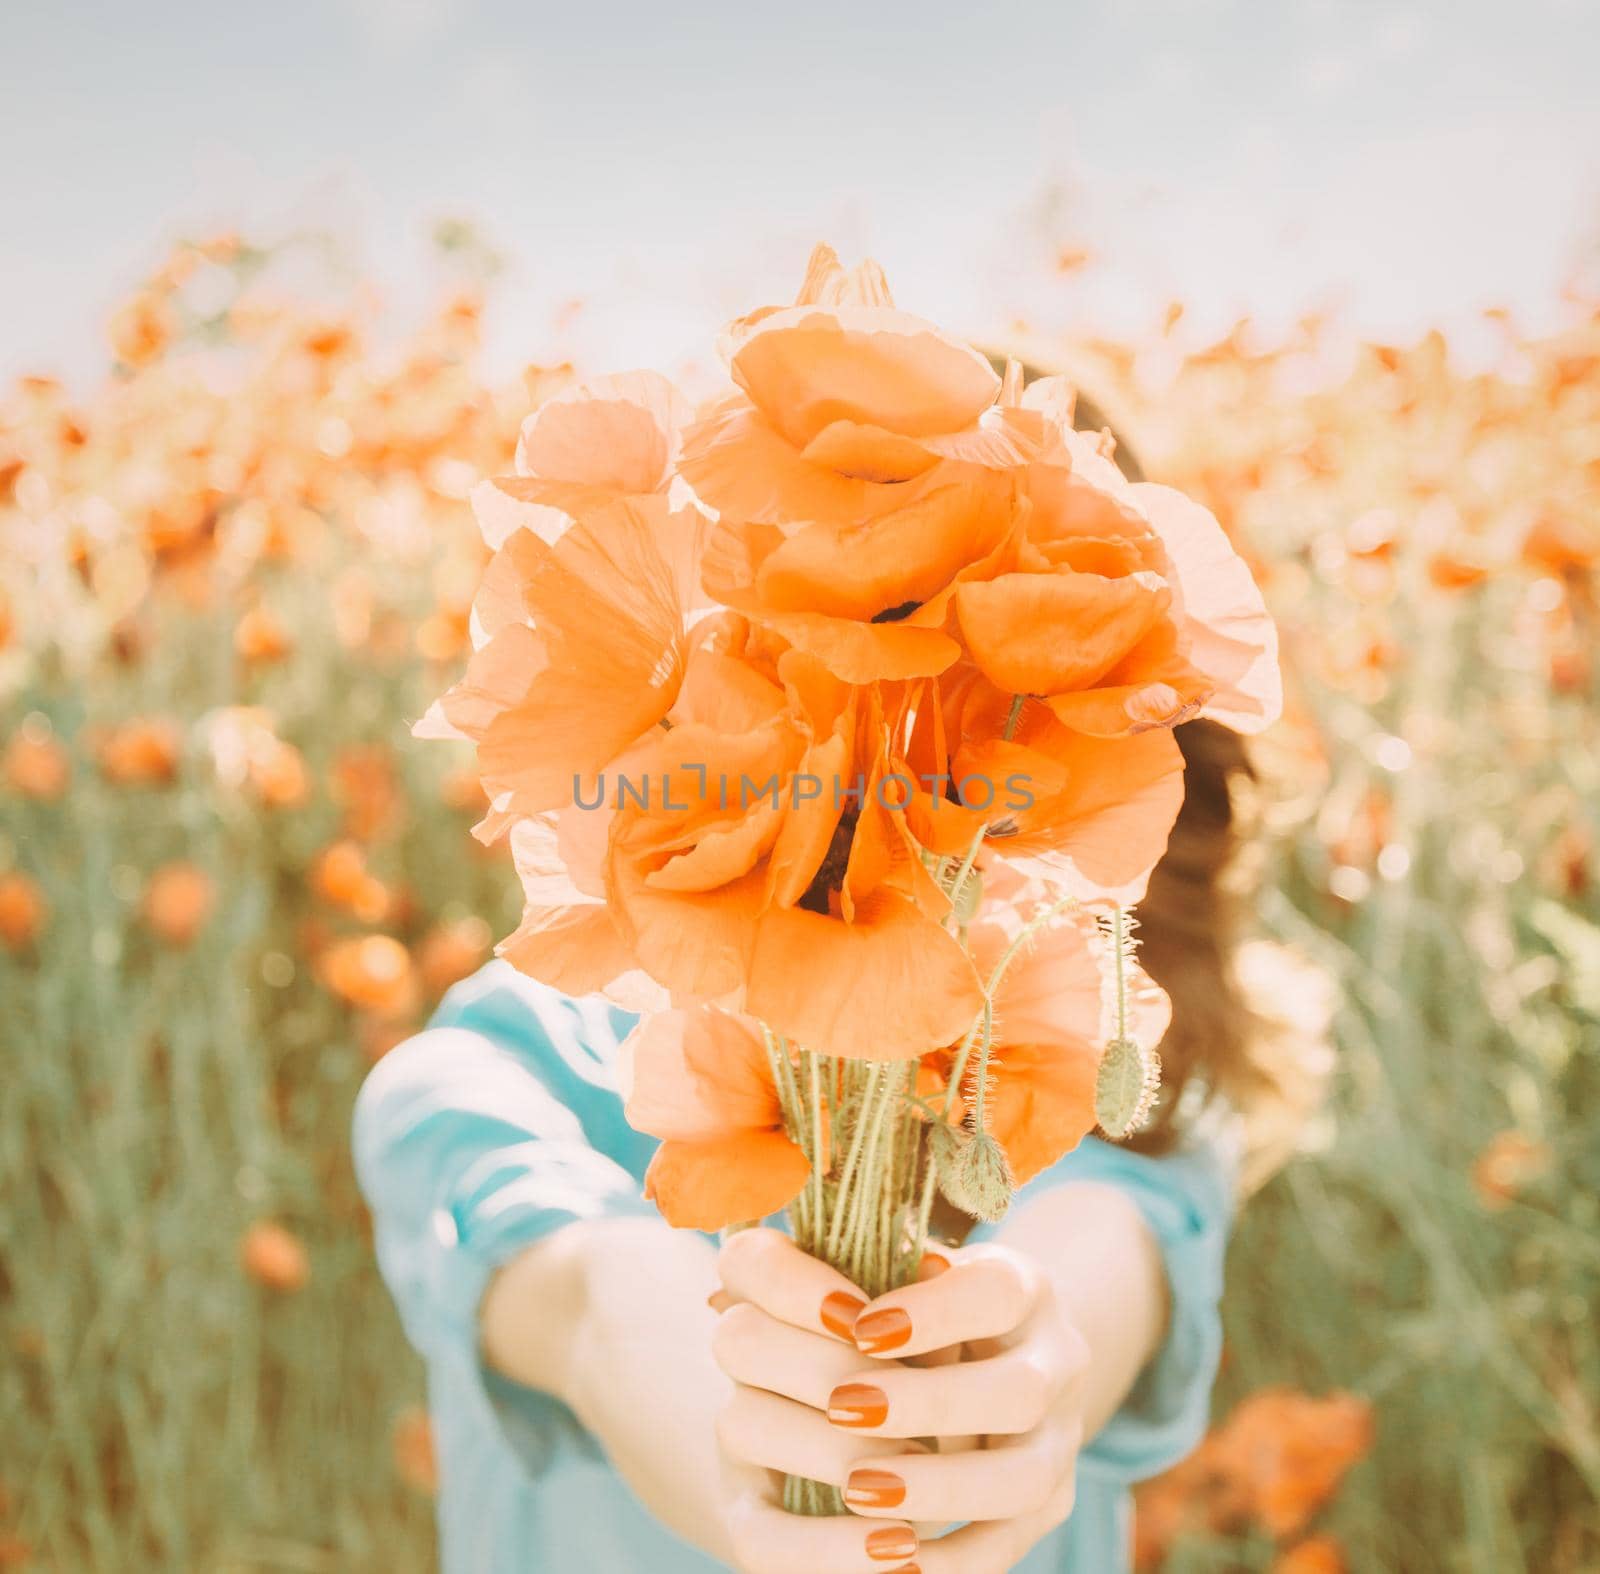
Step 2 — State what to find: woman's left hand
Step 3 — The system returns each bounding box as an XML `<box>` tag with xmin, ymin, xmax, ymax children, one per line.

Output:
<box><xmin>714</xmin><ymin>1229</ymin><xmax>1090</xmax><ymax>1573</ymax></box>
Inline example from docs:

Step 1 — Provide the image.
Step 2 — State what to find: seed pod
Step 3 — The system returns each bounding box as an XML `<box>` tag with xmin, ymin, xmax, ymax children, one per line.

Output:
<box><xmin>952</xmin><ymin>1131</ymin><xmax>1014</xmax><ymax>1223</ymax></box>
<box><xmin>1096</xmin><ymin>1035</ymin><xmax>1162</xmax><ymax>1140</ymax></box>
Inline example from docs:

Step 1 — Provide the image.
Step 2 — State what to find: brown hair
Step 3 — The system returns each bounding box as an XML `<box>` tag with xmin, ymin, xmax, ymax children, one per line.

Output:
<box><xmin>1131</xmin><ymin>719</ymin><xmax>1270</xmax><ymax>1152</ymax></box>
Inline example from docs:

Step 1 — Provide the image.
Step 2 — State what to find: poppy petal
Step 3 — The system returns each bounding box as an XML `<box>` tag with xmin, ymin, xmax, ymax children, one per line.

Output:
<box><xmin>730</xmin><ymin>305</ymin><xmax>1000</xmax><ymax>450</ymax></box>
<box><xmin>955</xmin><ymin>572</ymin><xmax>1170</xmax><ymax>697</ymax></box>
<box><xmin>620</xmin><ymin>1006</ymin><xmax>779</xmax><ymax>1140</ymax></box>
<box><xmin>644</xmin><ymin>1131</ymin><xmax>811</xmax><ymax>1231</ymax></box>
<box><xmin>515</xmin><ymin>369</ymin><xmax>690</xmax><ymax>495</ymax></box>
<box><xmin>746</xmin><ymin>894</ymin><xmax>982</xmax><ymax>1060</ymax></box>
<box><xmin>1130</xmin><ymin>483</ymin><xmax>1283</xmax><ymax>734</ymax></box>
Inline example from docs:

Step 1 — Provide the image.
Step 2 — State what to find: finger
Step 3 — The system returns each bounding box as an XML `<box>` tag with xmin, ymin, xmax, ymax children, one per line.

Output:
<box><xmin>853</xmin><ymin>1246</ymin><xmax>1040</xmax><ymax>1359</ymax></box>
<box><xmin>720</xmin><ymin>1227</ymin><xmax>868</xmax><ymax>1343</ymax></box>
<box><xmin>907</xmin><ymin>1473</ymin><xmax>1078</xmax><ymax>1574</ymax></box>
<box><xmin>714</xmin><ymin>1302</ymin><xmax>877</xmax><ymax>1410</ymax></box>
<box><xmin>841</xmin><ymin>1418</ymin><xmax>1078</xmax><ymax>1523</ymax></box>
<box><xmin>827</xmin><ymin>1344</ymin><xmax>1065</xmax><ymax>1438</ymax></box>
<box><xmin>721</xmin><ymin>1460</ymin><xmax>919</xmax><ymax>1573</ymax></box>
<box><xmin>719</xmin><ymin>1385</ymin><xmax>908</xmax><ymax>1486</ymax></box>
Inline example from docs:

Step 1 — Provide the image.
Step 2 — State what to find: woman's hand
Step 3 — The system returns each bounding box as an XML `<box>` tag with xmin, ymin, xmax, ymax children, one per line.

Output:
<box><xmin>711</xmin><ymin>1227</ymin><xmax>1090</xmax><ymax>1574</ymax></box>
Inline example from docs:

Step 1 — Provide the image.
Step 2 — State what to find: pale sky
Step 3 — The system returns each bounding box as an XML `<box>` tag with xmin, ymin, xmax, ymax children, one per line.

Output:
<box><xmin>5</xmin><ymin>0</ymin><xmax>1598</xmax><ymax>385</ymax></box>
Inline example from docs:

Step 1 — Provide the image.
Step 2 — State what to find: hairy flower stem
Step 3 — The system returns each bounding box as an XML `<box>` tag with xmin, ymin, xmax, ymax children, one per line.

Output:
<box><xmin>771</xmin><ymin>1049</ymin><xmax>923</xmax><ymax>1516</ymax></box>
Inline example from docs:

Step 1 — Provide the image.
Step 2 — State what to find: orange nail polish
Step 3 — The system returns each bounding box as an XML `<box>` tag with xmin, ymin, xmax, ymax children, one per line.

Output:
<box><xmin>706</xmin><ymin>1289</ymin><xmax>734</xmax><ymax>1314</ymax></box>
<box><xmin>827</xmin><ymin>1382</ymin><xmax>889</xmax><ymax>1428</ymax></box>
<box><xmin>916</xmin><ymin>1251</ymin><xmax>950</xmax><ymax>1281</ymax></box>
<box><xmin>820</xmin><ymin>1290</ymin><xmax>867</xmax><ymax>1340</ymax></box>
<box><xmin>854</xmin><ymin>1306</ymin><xmax>912</xmax><ymax>1353</ymax></box>
<box><xmin>865</xmin><ymin>1525</ymin><xmax>918</xmax><ymax>1561</ymax></box>
<box><xmin>844</xmin><ymin>1468</ymin><xmax>907</xmax><ymax>1510</ymax></box>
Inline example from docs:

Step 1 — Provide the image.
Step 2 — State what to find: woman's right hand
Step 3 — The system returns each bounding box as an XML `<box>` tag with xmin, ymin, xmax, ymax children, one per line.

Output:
<box><xmin>710</xmin><ymin>1226</ymin><xmax>1088</xmax><ymax>1574</ymax></box>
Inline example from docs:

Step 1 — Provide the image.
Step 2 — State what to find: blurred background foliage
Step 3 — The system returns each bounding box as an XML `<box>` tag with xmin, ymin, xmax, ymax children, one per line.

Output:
<box><xmin>1</xmin><ymin>233</ymin><xmax>1597</xmax><ymax>1572</ymax></box>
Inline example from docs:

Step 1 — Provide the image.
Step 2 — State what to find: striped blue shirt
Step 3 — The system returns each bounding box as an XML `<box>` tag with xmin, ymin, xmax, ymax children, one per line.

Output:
<box><xmin>354</xmin><ymin>962</ymin><xmax>1231</xmax><ymax>1572</ymax></box>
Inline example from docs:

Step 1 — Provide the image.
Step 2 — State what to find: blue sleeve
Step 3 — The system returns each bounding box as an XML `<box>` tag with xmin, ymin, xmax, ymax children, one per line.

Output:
<box><xmin>981</xmin><ymin>1134</ymin><xmax>1233</xmax><ymax>1485</ymax></box>
<box><xmin>351</xmin><ymin>962</ymin><xmax>659</xmax><ymax>1363</ymax></box>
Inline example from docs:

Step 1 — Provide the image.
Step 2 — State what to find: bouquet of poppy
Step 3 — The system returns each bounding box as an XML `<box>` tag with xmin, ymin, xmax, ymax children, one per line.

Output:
<box><xmin>421</xmin><ymin>244</ymin><xmax>1280</xmax><ymax>1513</ymax></box>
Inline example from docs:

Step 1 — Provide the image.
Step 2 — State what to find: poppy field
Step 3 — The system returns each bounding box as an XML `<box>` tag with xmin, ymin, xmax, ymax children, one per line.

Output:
<box><xmin>1</xmin><ymin>235</ymin><xmax>1596</xmax><ymax>1572</ymax></box>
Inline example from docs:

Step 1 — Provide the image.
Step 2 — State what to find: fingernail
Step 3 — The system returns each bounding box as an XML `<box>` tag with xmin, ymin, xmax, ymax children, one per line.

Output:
<box><xmin>706</xmin><ymin>1289</ymin><xmax>734</xmax><ymax>1314</ymax></box>
<box><xmin>827</xmin><ymin>1382</ymin><xmax>889</xmax><ymax>1428</ymax></box>
<box><xmin>865</xmin><ymin>1525</ymin><xmax>918</xmax><ymax>1561</ymax></box>
<box><xmin>916</xmin><ymin>1251</ymin><xmax>950</xmax><ymax>1281</ymax></box>
<box><xmin>820</xmin><ymin>1290</ymin><xmax>867</xmax><ymax>1340</ymax></box>
<box><xmin>854</xmin><ymin>1306</ymin><xmax>912</xmax><ymax>1354</ymax></box>
<box><xmin>844</xmin><ymin>1468</ymin><xmax>907</xmax><ymax>1510</ymax></box>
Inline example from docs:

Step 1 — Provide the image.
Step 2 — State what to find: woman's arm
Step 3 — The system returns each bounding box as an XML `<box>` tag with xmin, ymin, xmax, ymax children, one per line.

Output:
<box><xmin>998</xmin><ymin>1178</ymin><xmax>1170</xmax><ymax>1441</ymax></box>
<box><xmin>480</xmin><ymin>1215</ymin><xmax>739</xmax><ymax>1564</ymax></box>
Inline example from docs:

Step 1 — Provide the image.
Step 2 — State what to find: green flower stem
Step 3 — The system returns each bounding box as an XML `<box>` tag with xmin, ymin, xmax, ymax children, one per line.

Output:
<box><xmin>769</xmin><ymin>1052</ymin><xmax>923</xmax><ymax>1514</ymax></box>
<box><xmin>806</xmin><ymin>1049</ymin><xmax>825</xmax><ymax>1253</ymax></box>
<box><xmin>969</xmin><ymin>995</ymin><xmax>997</xmax><ymax>1131</ymax></box>
<box><xmin>824</xmin><ymin>1065</ymin><xmax>879</xmax><ymax>1262</ymax></box>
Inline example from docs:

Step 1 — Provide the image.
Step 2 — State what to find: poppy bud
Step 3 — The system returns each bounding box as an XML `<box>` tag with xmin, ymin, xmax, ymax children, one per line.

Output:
<box><xmin>928</xmin><ymin>1120</ymin><xmax>972</xmax><ymax>1209</ymax></box>
<box><xmin>1096</xmin><ymin>1035</ymin><xmax>1162</xmax><ymax>1140</ymax></box>
<box><xmin>952</xmin><ymin>1131</ymin><xmax>1014</xmax><ymax>1223</ymax></box>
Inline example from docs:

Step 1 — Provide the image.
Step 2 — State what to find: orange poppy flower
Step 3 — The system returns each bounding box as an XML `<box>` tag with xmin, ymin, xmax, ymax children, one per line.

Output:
<box><xmin>235</xmin><ymin>604</ymin><xmax>292</xmax><ymax>664</ymax></box>
<box><xmin>951</xmin><ymin>424</ymin><xmax>1280</xmax><ymax>737</ymax></box>
<box><xmin>254</xmin><ymin>739</ymin><xmax>311</xmax><ymax>809</ymax></box>
<box><xmin>392</xmin><ymin>1407</ymin><xmax>440</xmax><ymax>1496</ymax></box>
<box><xmin>311</xmin><ymin>841</ymin><xmax>394</xmax><ymax>924</ymax></box>
<box><xmin>240</xmin><ymin>1220</ymin><xmax>310</xmax><ymax>1293</ymax></box>
<box><xmin>3</xmin><ymin>733</ymin><xmax>71</xmax><ymax>800</ymax></box>
<box><xmin>1471</xmin><ymin>1129</ymin><xmax>1550</xmax><ymax>1209</ymax></box>
<box><xmin>936</xmin><ymin>672</ymin><xmax>1186</xmax><ymax>905</ymax></box>
<box><xmin>0</xmin><ymin>873</ymin><xmax>47</xmax><ymax>952</ymax></box>
<box><xmin>681</xmin><ymin>243</ymin><xmax>1037</xmax><ymax>524</ymax></box>
<box><xmin>109</xmin><ymin>289</ymin><xmax>177</xmax><ymax>367</ymax></box>
<box><xmin>96</xmin><ymin>717</ymin><xmax>181</xmax><ymax>786</ymax></box>
<box><xmin>498</xmin><ymin>631</ymin><xmax>982</xmax><ymax>1058</ymax></box>
<box><xmin>682</xmin><ymin>247</ymin><xmax>1043</xmax><ymax>684</ymax></box>
<box><xmin>420</xmin><ymin>492</ymin><xmax>704</xmax><ymax>825</ymax></box>
<box><xmin>621</xmin><ymin>650</ymin><xmax>980</xmax><ymax>1057</ymax></box>
<box><xmin>1272</xmin><ymin>1537</ymin><xmax>1346</xmax><ymax>1574</ymax></box>
<box><xmin>141</xmin><ymin>862</ymin><xmax>216</xmax><ymax>947</ymax></box>
<box><xmin>700</xmin><ymin>464</ymin><xmax>1021</xmax><ymax>682</ymax></box>
<box><xmin>474</xmin><ymin>368</ymin><xmax>696</xmax><ymax>547</ymax></box>
<box><xmin>416</xmin><ymin>915</ymin><xmax>493</xmax><ymax>996</ymax></box>
<box><xmin>962</xmin><ymin>904</ymin><xmax>1170</xmax><ymax>1183</ymax></box>
<box><xmin>1234</xmin><ymin>1388</ymin><xmax>1375</xmax><ymax>1538</ymax></box>
<box><xmin>621</xmin><ymin>1004</ymin><xmax>810</xmax><ymax>1230</ymax></box>
<box><xmin>319</xmin><ymin>934</ymin><xmax>419</xmax><ymax>1020</ymax></box>
<box><xmin>499</xmin><ymin>815</ymin><xmax>665</xmax><ymax>1010</ymax></box>
<box><xmin>682</xmin><ymin>247</ymin><xmax>1279</xmax><ymax>732</ymax></box>
<box><xmin>1134</xmin><ymin>1387</ymin><xmax>1373</xmax><ymax>1564</ymax></box>
<box><xmin>331</xmin><ymin>746</ymin><xmax>402</xmax><ymax>843</ymax></box>
<box><xmin>1522</xmin><ymin>510</ymin><xmax>1596</xmax><ymax>577</ymax></box>
<box><xmin>202</xmin><ymin>708</ymin><xmax>310</xmax><ymax>809</ymax></box>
